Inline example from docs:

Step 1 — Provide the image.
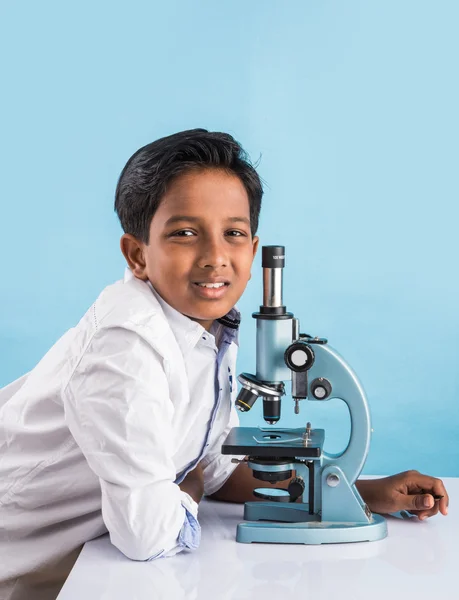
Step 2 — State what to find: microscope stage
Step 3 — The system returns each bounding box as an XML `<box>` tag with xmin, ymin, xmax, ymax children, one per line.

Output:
<box><xmin>222</xmin><ymin>427</ymin><xmax>324</xmax><ymax>458</ymax></box>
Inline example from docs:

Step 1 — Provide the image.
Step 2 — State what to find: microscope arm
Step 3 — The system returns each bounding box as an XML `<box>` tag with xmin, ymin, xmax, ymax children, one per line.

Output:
<box><xmin>308</xmin><ymin>343</ymin><xmax>371</xmax><ymax>485</ymax></box>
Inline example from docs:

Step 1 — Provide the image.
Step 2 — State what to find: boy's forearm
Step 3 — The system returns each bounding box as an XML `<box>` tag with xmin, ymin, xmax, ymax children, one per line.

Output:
<box><xmin>355</xmin><ymin>478</ymin><xmax>372</xmax><ymax>499</ymax></box>
<box><xmin>179</xmin><ymin>465</ymin><xmax>204</xmax><ymax>504</ymax></box>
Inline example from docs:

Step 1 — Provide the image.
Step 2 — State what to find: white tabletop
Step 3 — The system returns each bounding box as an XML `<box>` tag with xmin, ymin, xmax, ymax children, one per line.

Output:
<box><xmin>57</xmin><ymin>477</ymin><xmax>457</xmax><ymax>600</ymax></box>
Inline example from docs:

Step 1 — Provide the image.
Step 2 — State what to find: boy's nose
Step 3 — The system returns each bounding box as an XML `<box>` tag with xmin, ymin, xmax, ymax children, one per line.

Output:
<box><xmin>197</xmin><ymin>240</ymin><xmax>228</xmax><ymax>269</ymax></box>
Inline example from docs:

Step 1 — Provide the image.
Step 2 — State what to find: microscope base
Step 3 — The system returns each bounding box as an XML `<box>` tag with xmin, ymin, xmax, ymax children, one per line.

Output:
<box><xmin>237</xmin><ymin>503</ymin><xmax>387</xmax><ymax>544</ymax></box>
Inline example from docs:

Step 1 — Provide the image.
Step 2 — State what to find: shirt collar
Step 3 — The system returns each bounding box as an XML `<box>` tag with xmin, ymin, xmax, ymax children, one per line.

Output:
<box><xmin>123</xmin><ymin>268</ymin><xmax>240</xmax><ymax>354</ymax></box>
<box><xmin>213</xmin><ymin>307</ymin><xmax>240</xmax><ymax>348</ymax></box>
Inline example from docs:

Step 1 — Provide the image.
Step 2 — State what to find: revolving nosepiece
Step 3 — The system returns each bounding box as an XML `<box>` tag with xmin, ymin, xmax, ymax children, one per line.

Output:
<box><xmin>235</xmin><ymin>373</ymin><xmax>285</xmax><ymax>424</ymax></box>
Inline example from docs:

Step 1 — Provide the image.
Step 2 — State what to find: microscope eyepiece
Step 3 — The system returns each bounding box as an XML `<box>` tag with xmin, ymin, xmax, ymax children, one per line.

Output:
<box><xmin>262</xmin><ymin>246</ymin><xmax>285</xmax><ymax>268</ymax></box>
<box><xmin>260</xmin><ymin>245</ymin><xmax>287</xmax><ymax>313</ymax></box>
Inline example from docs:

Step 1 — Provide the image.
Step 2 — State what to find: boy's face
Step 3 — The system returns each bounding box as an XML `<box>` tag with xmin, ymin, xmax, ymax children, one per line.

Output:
<box><xmin>122</xmin><ymin>168</ymin><xmax>259</xmax><ymax>331</ymax></box>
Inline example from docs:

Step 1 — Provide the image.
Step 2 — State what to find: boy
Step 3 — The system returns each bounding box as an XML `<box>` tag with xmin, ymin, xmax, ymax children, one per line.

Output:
<box><xmin>0</xmin><ymin>129</ymin><xmax>448</xmax><ymax>595</ymax></box>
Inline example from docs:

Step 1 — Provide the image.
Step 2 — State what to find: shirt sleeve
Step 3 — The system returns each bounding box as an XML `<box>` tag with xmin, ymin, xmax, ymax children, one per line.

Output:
<box><xmin>201</xmin><ymin>402</ymin><xmax>241</xmax><ymax>497</ymax></box>
<box><xmin>63</xmin><ymin>324</ymin><xmax>200</xmax><ymax>561</ymax></box>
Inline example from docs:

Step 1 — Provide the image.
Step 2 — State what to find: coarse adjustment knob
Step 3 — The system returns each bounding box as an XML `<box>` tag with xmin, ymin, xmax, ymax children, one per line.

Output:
<box><xmin>284</xmin><ymin>342</ymin><xmax>315</xmax><ymax>372</ymax></box>
<box><xmin>310</xmin><ymin>378</ymin><xmax>332</xmax><ymax>400</ymax></box>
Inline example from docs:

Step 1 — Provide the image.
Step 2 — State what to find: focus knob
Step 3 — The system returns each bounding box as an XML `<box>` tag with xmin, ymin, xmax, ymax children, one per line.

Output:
<box><xmin>284</xmin><ymin>342</ymin><xmax>315</xmax><ymax>372</ymax></box>
<box><xmin>310</xmin><ymin>378</ymin><xmax>332</xmax><ymax>400</ymax></box>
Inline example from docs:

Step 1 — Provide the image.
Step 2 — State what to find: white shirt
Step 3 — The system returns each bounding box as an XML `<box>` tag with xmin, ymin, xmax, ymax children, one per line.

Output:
<box><xmin>0</xmin><ymin>269</ymin><xmax>240</xmax><ymax>581</ymax></box>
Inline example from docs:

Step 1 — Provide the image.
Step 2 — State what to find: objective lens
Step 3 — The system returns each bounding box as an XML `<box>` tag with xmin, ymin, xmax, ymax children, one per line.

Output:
<box><xmin>235</xmin><ymin>387</ymin><xmax>258</xmax><ymax>412</ymax></box>
<box><xmin>263</xmin><ymin>396</ymin><xmax>281</xmax><ymax>424</ymax></box>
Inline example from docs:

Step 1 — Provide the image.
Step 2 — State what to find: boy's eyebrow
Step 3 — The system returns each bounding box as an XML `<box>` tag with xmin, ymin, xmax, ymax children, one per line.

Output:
<box><xmin>164</xmin><ymin>215</ymin><xmax>251</xmax><ymax>226</ymax></box>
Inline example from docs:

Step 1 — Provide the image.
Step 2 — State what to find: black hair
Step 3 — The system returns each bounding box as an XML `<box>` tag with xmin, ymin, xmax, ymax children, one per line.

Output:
<box><xmin>114</xmin><ymin>128</ymin><xmax>263</xmax><ymax>243</ymax></box>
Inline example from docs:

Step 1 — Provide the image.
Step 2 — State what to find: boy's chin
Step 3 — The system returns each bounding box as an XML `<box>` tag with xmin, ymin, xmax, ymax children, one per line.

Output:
<box><xmin>184</xmin><ymin>303</ymin><xmax>233</xmax><ymax>326</ymax></box>
<box><xmin>186</xmin><ymin>309</ymin><xmax>227</xmax><ymax>322</ymax></box>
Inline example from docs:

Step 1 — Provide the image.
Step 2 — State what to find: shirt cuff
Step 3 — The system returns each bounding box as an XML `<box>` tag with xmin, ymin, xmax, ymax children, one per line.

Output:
<box><xmin>178</xmin><ymin>491</ymin><xmax>200</xmax><ymax>550</ymax></box>
<box><xmin>146</xmin><ymin>493</ymin><xmax>200</xmax><ymax>560</ymax></box>
<box><xmin>178</xmin><ymin>507</ymin><xmax>201</xmax><ymax>550</ymax></box>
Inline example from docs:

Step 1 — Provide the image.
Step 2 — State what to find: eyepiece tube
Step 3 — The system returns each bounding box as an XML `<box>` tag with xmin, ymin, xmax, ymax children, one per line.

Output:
<box><xmin>262</xmin><ymin>246</ymin><xmax>285</xmax><ymax>308</ymax></box>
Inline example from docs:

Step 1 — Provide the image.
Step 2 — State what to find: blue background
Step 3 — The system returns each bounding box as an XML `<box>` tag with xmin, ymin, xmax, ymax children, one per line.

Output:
<box><xmin>1</xmin><ymin>1</ymin><xmax>458</xmax><ymax>476</ymax></box>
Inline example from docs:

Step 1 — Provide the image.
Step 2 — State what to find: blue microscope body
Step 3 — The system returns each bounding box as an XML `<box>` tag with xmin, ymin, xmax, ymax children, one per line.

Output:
<box><xmin>222</xmin><ymin>245</ymin><xmax>387</xmax><ymax>544</ymax></box>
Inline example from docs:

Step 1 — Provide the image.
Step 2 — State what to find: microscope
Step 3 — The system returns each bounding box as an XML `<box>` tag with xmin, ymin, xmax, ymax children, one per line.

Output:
<box><xmin>222</xmin><ymin>245</ymin><xmax>387</xmax><ymax>544</ymax></box>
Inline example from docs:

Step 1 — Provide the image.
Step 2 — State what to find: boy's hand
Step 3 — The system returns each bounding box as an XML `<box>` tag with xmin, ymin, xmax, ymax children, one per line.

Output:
<box><xmin>178</xmin><ymin>463</ymin><xmax>204</xmax><ymax>505</ymax></box>
<box><xmin>356</xmin><ymin>470</ymin><xmax>449</xmax><ymax>520</ymax></box>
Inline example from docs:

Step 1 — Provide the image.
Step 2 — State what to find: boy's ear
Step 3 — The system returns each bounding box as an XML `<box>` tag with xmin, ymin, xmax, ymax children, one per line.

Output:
<box><xmin>120</xmin><ymin>234</ymin><xmax>149</xmax><ymax>280</ymax></box>
<box><xmin>249</xmin><ymin>236</ymin><xmax>260</xmax><ymax>280</ymax></box>
<box><xmin>252</xmin><ymin>235</ymin><xmax>260</xmax><ymax>258</ymax></box>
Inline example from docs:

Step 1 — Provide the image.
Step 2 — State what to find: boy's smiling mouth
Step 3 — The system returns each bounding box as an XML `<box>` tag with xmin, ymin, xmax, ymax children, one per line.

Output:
<box><xmin>196</xmin><ymin>282</ymin><xmax>226</xmax><ymax>288</ymax></box>
<box><xmin>192</xmin><ymin>279</ymin><xmax>230</xmax><ymax>299</ymax></box>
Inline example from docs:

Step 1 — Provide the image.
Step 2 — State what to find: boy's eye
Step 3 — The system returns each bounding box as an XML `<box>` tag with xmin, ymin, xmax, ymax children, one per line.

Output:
<box><xmin>171</xmin><ymin>229</ymin><xmax>195</xmax><ymax>237</ymax></box>
<box><xmin>226</xmin><ymin>230</ymin><xmax>246</xmax><ymax>237</ymax></box>
<box><xmin>170</xmin><ymin>229</ymin><xmax>247</xmax><ymax>238</ymax></box>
